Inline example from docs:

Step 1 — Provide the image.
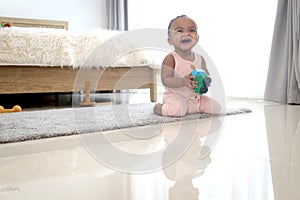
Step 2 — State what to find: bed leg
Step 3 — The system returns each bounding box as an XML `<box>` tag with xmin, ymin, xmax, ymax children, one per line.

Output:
<box><xmin>150</xmin><ymin>84</ymin><xmax>157</xmax><ymax>102</ymax></box>
<box><xmin>80</xmin><ymin>81</ymin><xmax>96</xmax><ymax>106</ymax></box>
<box><xmin>150</xmin><ymin>70</ymin><xmax>157</xmax><ymax>102</ymax></box>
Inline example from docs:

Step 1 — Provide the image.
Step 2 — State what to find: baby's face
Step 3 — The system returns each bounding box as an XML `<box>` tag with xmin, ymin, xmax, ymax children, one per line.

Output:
<box><xmin>168</xmin><ymin>17</ymin><xmax>199</xmax><ymax>52</ymax></box>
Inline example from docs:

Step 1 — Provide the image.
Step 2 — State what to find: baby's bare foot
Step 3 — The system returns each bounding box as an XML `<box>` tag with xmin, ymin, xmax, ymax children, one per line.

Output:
<box><xmin>153</xmin><ymin>103</ymin><xmax>163</xmax><ymax>116</ymax></box>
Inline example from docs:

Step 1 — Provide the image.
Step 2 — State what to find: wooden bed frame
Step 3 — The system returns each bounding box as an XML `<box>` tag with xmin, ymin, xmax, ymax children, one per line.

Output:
<box><xmin>0</xmin><ymin>16</ymin><xmax>157</xmax><ymax>105</ymax></box>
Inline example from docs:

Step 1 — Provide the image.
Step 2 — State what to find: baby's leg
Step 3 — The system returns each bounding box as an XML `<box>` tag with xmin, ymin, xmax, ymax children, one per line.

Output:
<box><xmin>162</xmin><ymin>94</ymin><xmax>188</xmax><ymax>117</ymax></box>
<box><xmin>198</xmin><ymin>95</ymin><xmax>221</xmax><ymax>114</ymax></box>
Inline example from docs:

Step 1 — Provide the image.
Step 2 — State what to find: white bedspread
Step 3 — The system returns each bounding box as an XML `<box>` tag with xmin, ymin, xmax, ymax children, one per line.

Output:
<box><xmin>0</xmin><ymin>27</ymin><xmax>154</xmax><ymax>68</ymax></box>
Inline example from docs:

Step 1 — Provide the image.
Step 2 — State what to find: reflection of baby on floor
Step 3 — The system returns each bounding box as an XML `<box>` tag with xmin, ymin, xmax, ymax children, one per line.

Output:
<box><xmin>162</xmin><ymin>117</ymin><xmax>221</xmax><ymax>200</ymax></box>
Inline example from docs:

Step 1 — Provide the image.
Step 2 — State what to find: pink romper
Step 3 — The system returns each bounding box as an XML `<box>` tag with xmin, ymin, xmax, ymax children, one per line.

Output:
<box><xmin>162</xmin><ymin>52</ymin><xmax>215</xmax><ymax>117</ymax></box>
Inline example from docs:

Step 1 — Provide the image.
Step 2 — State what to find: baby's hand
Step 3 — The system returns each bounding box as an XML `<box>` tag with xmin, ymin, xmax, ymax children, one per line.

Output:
<box><xmin>184</xmin><ymin>74</ymin><xmax>198</xmax><ymax>88</ymax></box>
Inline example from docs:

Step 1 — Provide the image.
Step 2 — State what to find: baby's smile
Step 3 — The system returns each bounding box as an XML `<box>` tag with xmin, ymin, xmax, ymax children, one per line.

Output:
<box><xmin>181</xmin><ymin>38</ymin><xmax>192</xmax><ymax>44</ymax></box>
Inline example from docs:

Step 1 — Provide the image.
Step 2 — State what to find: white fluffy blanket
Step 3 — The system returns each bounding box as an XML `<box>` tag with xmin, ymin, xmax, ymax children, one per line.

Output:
<box><xmin>0</xmin><ymin>27</ymin><xmax>153</xmax><ymax>68</ymax></box>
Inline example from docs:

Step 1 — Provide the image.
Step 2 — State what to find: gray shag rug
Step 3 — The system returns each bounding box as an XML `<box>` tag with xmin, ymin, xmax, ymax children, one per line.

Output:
<box><xmin>0</xmin><ymin>103</ymin><xmax>251</xmax><ymax>143</ymax></box>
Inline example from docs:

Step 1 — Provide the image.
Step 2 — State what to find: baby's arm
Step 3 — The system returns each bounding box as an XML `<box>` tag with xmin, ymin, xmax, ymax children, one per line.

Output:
<box><xmin>201</xmin><ymin>56</ymin><xmax>209</xmax><ymax>75</ymax></box>
<box><xmin>161</xmin><ymin>54</ymin><xmax>196</xmax><ymax>88</ymax></box>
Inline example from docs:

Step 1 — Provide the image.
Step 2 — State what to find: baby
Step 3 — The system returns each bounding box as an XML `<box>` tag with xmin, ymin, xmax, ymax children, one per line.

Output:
<box><xmin>153</xmin><ymin>15</ymin><xmax>221</xmax><ymax>117</ymax></box>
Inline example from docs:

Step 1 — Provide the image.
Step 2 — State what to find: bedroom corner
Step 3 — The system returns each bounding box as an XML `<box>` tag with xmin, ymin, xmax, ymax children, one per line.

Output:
<box><xmin>0</xmin><ymin>1</ymin><xmax>300</xmax><ymax>200</ymax></box>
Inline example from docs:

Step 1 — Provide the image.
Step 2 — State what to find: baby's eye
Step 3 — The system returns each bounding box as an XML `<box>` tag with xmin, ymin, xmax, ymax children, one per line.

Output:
<box><xmin>176</xmin><ymin>29</ymin><xmax>183</xmax><ymax>33</ymax></box>
<box><xmin>189</xmin><ymin>28</ymin><xmax>197</xmax><ymax>32</ymax></box>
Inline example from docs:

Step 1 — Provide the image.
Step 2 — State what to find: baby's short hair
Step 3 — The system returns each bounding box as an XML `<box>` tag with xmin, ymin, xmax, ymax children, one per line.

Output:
<box><xmin>167</xmin><ymin>15</ymin><xmax>188</xmax><ymax>36</ymax></box>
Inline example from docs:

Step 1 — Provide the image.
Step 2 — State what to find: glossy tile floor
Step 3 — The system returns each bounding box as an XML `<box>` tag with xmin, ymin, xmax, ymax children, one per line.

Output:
<box><xmin>0</xmin><ymin>96</ymin><xmax>300</xmax><ymax>200</ymax></box>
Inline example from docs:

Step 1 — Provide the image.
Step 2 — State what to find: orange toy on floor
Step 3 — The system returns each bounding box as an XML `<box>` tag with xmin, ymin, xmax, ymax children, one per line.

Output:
<box><xmin>0</xmin><ymin>105</ymin><xmax>22</xmax><ymax>113</ymax></box>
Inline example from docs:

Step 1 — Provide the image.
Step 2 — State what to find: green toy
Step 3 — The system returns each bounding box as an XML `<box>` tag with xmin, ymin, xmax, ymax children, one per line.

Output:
<box><xmin>190</xmin><ymin>69</ymin><xmax>211</xmax><ymax>95</ymax></box>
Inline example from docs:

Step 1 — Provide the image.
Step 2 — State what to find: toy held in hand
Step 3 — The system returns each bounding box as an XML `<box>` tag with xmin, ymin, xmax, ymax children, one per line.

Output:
<box><xmin>190</xmin><ymin>69</ymin><xmax>211</xmax><ymax>95</ymax></box>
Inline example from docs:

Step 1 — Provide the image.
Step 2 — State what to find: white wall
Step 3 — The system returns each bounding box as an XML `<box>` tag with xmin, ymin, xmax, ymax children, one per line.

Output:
<box><xmin>0</xmin><ymin>0</ymin><xmax>107</xmax><ymax>32</ymax></box>
<box><xmin>128</xmin><ymin>0</ymin><xmax>278</xmax><ymax>99</ymax></box>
